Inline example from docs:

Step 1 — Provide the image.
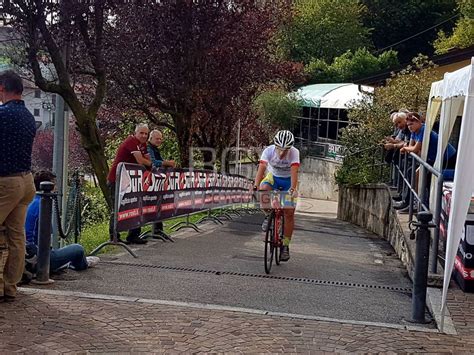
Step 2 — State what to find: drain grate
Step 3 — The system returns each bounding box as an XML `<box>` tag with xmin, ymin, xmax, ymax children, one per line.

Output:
<box><xmin>102</xmin><ymin>260</ymin><xmax>412</xmax><ymax>293</ymax></box>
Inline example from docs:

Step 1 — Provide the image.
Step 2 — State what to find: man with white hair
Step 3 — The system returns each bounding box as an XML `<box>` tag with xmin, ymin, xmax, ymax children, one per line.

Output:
<box><xmin>107</xmin><ymin>123</ymin><xmax>152</xmax><ymax>244</ymax></box>
<box><xmin>384</xmin><ymin>111</ymin><xmax>410</xmax><ymax>151</ymax></box>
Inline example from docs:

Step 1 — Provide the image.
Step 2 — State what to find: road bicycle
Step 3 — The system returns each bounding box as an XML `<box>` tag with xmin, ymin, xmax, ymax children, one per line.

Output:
<box><xmin>263</xmin><ymin>190</ymin><xmax>286</xmax><ymax>274</ymax></box>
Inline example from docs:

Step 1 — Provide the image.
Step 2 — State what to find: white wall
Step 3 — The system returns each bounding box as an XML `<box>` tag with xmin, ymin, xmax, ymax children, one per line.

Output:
<box><xmin>298</xmin><ymin>157</ymin><xmax>340</xmax><ymax>201</ymax></box>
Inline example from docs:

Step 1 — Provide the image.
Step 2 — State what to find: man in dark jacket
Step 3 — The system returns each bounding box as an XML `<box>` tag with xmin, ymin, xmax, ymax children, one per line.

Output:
<box><xmin>148</xmin><ymin>130</ymin><xmax>176</xmax><ymax>235</ymax></box>
<box><xmin>0</xmin><ymin>70</ymin><xmax>36</xmax><ymax>302</ymax></box>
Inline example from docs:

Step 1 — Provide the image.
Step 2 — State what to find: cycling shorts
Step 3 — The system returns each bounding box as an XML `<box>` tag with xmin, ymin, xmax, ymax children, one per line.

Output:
<box><xmin>260</xmin><ymin>173</ymin><xmax>296</xmax><ymax>207</ymax></box>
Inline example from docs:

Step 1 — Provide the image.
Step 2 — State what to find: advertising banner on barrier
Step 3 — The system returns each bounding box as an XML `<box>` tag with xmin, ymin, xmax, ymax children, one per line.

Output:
<box><xmin>114</xmin><ymin>163</ymin><xmax>253</xmax><ymax>232</ymax></box>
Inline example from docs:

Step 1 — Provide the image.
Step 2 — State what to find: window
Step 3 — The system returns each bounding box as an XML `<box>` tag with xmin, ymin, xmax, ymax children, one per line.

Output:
<box><xmin>34</xmin><ymin>89</ymin><xmax>41</xmax><ymax>98</ymax></box>
<box><xmin>295</xmin><ymin>107</ymin><xmax>351</xmax><ymax>144</ymax></box>
<box><xmin>33</xmin><ymin>108</ymin><xmax>40</xmax><ymax>116</ymax></box>
<box><xmin>300</xmin><ymin>118</ymin><xmax>310</xmax><ymax>143</ymax></box>
<box><xmin>52</xmin><ymin>94</ymin><xmax>56</xmax><ymax>105</ymax></box>
<box><xmin>339</xmin><ymin>110</ymin><xmax>348</xmax><ymax>121</ymax></box>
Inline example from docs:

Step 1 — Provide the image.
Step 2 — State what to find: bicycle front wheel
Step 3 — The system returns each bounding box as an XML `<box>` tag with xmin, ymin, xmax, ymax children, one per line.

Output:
<box><xmin>264</xmin><ymin>212</ymin><xmax>275</xmax><ymax>274</ymax></box>
<box><xmin>274</xmin><ymin>213</ymin><xmax>283</xmax><ymax>265</ymax></box>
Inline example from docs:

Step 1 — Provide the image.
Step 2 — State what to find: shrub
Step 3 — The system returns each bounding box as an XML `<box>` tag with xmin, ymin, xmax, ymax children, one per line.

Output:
<box><xmin>335</xmin><ymin>56</ymin><xmax>441</xmax><ymax>185</ymax></box>
<box><xmin>81</xmin><ymin>183</ymin><xmax>110</xmax><ymax>227</ymax></box>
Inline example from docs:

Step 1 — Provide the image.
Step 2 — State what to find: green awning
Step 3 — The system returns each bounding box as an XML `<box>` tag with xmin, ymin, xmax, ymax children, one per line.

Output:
<box><xmin>296</xmin><ymin>83</ymin><xmax>352</xmax><ymax>108</ymax></box>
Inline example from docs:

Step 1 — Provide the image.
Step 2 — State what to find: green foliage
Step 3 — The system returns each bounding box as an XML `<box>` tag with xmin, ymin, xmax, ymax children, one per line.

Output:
<box><xmin>0</xmin><ymin>56</ymin><xmax>11</xmax><ymax>65</ymax></box>
<box><xmin>434</xmin><ymin>17</ymin><xmax>474</xmax><ymax>54</ymax></box>
<box><xmin>253</xmin><ymin>90</ymin><xmax>301</xmax><ymax>130</ymax></box>
<box><xmin>158</xmin><ymin>128</ymin><xmax>181</xmax><ymax>166</ymax></box>
<box><xmin>81</xmin><ymin>183</ymin><xmax>110</xmax><ymax>227</ymax></box>
<box><xmin>361</xmin><ymin>0</ymin><xmax>457</xmax><ymax>63</ymax></box>
<box><xmin>335</xmin><ymin>57</ymin><xmax>441</xmax><ymax>185</ymax></box>
<box><xmin>80</xmin><ymin>211</ymin><xmax>208</xmax><ymax>255</ymax></box>
<box><xmin>105</xmin><ymin>114</ymin><xmax>181</xmax><ymax>166</ymax></box>
<box><xmin>433</xmin><ymin>0</ymin><xmax>474</xmax><ymax>54</ymax></box>
<box><xmin>377</xmin><ymin>55</ymin><xmax>441</xmax><ymax>113</ymax></box>
<box><xmin>279</xmin><ymin>0</ymin><xmax>371</xmax><ymax>64</ymax></box>
<box><xmin>80</xmin><ymin>221</ymin><xmax>110</xmax><ymax>255</ymax></box>
<box><xmin>306</xmin><ymin>48</ymin><xmax>398</xmax><ymax>83</ymax></box>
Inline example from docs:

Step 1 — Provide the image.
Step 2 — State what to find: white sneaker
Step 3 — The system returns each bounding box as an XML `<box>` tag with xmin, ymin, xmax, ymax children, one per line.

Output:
<box><xmin>86</xmin><ymin>256</ymin><xmax>100</xmax><ymax>268</ymax></box>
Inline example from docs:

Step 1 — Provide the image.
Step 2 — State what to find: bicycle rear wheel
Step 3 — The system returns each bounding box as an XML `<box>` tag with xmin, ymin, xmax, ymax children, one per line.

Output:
<box><xmin>264</xmin><ymin>212</ymin><xmax>275</xmax><ymax>274</ymax></box>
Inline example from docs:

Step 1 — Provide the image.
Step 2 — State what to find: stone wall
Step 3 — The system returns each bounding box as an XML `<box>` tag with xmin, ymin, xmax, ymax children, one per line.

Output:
<box><xmin>298</xmin><ymin>157</ymin><xmax>340</xmax><ymax>201</ymax></box>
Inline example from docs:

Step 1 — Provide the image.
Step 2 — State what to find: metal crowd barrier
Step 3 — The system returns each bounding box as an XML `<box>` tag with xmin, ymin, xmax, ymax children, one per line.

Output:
<box><xmin>391</xmin><ymin>152</ymin><xmax>444</xmax><ymax>273</ymax></box>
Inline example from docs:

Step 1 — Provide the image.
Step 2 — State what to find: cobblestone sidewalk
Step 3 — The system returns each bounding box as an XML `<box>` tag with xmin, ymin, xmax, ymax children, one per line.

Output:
<box><xmin>1</xmin><ymin>288</ymin><xmax>473</xmax><ymax>353</ymax></box>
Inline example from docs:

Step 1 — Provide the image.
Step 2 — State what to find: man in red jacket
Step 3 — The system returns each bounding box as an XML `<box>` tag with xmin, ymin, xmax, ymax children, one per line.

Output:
<box><xmin>107</xmin><ymin>123</ymin><xmax>151</xmax><ymax>244</ymax></box>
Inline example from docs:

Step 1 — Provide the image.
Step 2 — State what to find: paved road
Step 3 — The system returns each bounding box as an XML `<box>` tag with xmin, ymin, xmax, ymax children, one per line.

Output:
<box><xmin>4</xmin><ymin>199</ymin><xmax>474</xmax><ymax>352</ymax></box>
<box><xmin>41</xmin><ymin>199</ymin><xmax>423</xmax><ymax>327</ymax></box>
<box><xmin>1</xmin><ymin>289</ymin><xmax>473</xmax><ymax>353</ymax></box>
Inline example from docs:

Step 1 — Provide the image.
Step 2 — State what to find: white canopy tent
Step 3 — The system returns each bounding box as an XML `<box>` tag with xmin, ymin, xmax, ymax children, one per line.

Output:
<box><xmin>422</xmin><ymin>58</ymin><xmax>474</xmax><ymax>329</ymax></box>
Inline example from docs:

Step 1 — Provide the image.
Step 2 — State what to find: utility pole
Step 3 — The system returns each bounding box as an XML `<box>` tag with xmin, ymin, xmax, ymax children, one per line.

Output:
<box><xmin>51</xmin><ymin>17</ymin><xmax>70</xmax><ymax>248</ymax></box>
<box><xmin>52</xmin><ymin>94</ymin><xmax>68</xmax><ymax>248</ymax></box>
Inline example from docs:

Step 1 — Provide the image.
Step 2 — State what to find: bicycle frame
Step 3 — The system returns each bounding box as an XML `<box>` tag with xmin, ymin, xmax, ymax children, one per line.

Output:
<box><xmin>264</xmin><ymin>191</ymin><xmax>286</xmax><ymax>274</ymax></box>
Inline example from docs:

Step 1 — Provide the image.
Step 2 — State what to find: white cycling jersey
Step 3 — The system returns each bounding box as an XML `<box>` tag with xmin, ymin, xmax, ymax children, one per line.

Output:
<box><xmin>259</xmin><ymin>145</ymin><xmax>300</xmax><ymax>178</ymax></box>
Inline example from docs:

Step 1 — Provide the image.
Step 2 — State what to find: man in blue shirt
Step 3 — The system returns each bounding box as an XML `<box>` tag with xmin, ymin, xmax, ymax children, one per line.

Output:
<box><xmin>401</xmin><ymin>112</ymin><xmax>457</xmax><ymax>168</ymax></box>
<box><xmin>394</xmin><ymin>112</ymin><xmax>457</xmax><ymax>211</ymax></box>
<box><xmin>25</xmin><ymin>171</ymin><xmax>99</xmax><ymax>274</ymax></box>
<box><xmin>0</xmin><ymin>70</ymin><xmax>36</xmax><ymax>302</ymax></box>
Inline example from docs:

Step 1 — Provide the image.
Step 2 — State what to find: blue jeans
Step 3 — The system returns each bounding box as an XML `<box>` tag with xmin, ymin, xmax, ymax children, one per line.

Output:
<box><xmin>50</xmin><ymin>244</ymin><xmax>88</xmax><ymax>272</ymax></box>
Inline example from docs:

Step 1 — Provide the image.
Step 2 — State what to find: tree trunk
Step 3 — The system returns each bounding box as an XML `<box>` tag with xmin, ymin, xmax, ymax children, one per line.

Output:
<box><xmin>202</xmin><ymin>149</ymin><xmax>215</xmax><ymax>171</ymax></box>
<box><xmin>75</xmin><ymin>114</ymin><xmax>111</xmax><ymax>209</ymax></box>
<box><xmin>175</xmin><ymin>114</ymin><xmax>192</xmax><ymax>168</ymax></box>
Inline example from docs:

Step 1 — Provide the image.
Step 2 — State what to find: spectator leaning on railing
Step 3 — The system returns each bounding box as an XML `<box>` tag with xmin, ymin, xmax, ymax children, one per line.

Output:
<box><xmin>383</xmin><ymin>111</ymin><xmax>411</xmax><ymax>164</ymax></box>
<box><xmin>107</xmin><ymin>123</ymin><xmax>152</xmax><ymax>245</ymax></box>
<box><xmin>394</xmin><ymin>112</ymin><xmax>457</xmax><ymax>211</ymax></box>
<box><xmin>400</xmin><ymin>112</ymin><xmax>456</xmax><ymax>168</ymax></box>
<box><xmin>0</xmin><ymin>70</ymin><xmax>37</xmax><ymax>303</ymax></box>
<box><xmin>147</xmin><ymin>129</ymin><xmax>176</xmax><ymax>236</ymax></box>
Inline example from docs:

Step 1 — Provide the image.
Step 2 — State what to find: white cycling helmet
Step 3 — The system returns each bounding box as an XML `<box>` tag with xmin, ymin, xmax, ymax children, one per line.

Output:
<box><xmin>274</xmin><ymin>130</ymin><xmax>294</xmax><ymax>149</ymax></box>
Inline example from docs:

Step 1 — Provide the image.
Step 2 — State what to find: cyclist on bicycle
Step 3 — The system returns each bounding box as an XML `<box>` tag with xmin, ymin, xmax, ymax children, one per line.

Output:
<box><xmin>254</xmin><ymin>130</ymin><xmax>300</xmax><ymax>262</ymax></box>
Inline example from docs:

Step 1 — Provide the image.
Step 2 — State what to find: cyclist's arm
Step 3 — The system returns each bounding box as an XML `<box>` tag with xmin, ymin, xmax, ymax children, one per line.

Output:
<box><xmin>290</xmin><ymin>164</ymin><xmax>299</xmax><ymax>191</ymax></box>
<box><xmin>254</xmin><ymin>161</ymin><xmax>267</xmax><ymax>188</ymax></box>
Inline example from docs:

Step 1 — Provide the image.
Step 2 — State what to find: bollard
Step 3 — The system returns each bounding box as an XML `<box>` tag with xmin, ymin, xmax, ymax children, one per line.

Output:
<box><xmin>411</xmin><ymin>211</ymin><xmax>432</xmax><ymax>323</ymax></box>
<box><xmin>34</xmin><ymin>181</ymin><xmax>55</xmax><ymax>284</ymax></box>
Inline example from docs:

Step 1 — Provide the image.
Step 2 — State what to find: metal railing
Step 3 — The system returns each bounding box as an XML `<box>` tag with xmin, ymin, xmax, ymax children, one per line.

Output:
<box><xmin>341</xmin><ymin>145</ymin><xmax>446</xmax><ymax>274</ymax></box>
<box><xmin>391</xmin><ymin>152</ymin><xmax>445</xmax><ymax>273</ymax></box>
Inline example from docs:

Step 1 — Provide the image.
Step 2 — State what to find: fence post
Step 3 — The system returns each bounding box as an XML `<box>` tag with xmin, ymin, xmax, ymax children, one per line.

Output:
<box><xmin>408</xmin><ymin>155</ymin><xmax>416</xmax><ymax>222</ymax></box>
<box><xmin>402</xmin><ymin>152</ymin><xmax>409</xmax><ymax>198</ymax></box>
<box><xmin>430</xmin><ymin>175</ymin><xmax>444</xmax><ymax>274</ymax></box>
<box><xmin>35</xmin><ymin>181</ymin><xmax>55</xmax><ymax>284</ymax></box>
<box><xmin>411</xmin><ymin>211</ymin><xmax>432</xmax><ymax>323</ymax></box>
